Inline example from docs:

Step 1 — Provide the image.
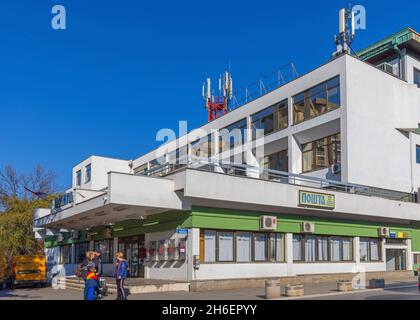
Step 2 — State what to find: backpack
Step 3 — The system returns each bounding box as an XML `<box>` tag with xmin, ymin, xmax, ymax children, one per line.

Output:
<box><xmin>75</xmin><ymin>263</ymin><xmax>84</xmax><ymax>278</ymax></box>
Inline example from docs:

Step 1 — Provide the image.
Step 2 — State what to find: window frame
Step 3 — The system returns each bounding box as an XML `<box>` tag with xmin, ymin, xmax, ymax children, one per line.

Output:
<box><xmin>414</xmin><ymin>68</ymin><xmax>420</xmax><ymax>88</ymax></box>
<box><xmin>250</xmin><ymin>99</ymin><xmax>288</xmax><ymax>140</ymax></box>
<box><xmin>76</xmin><ymin>170</ymin><xmax>82</xmax><ymax>187</ymax></box>
<box><xmin>292</xmin><ymin>76</ymin><xmax>341</xmax><ymax>125</ymax></box>
<box><xmin>360</xmin><ymin>237</ymin><xmax>383</xmax><ymax>262</ymax></box>
<box><xmin>84</xmin><ymin>164</ymin><xmax>92</xmax><ymax>184</ymax></box>
<box><xmin>416</xmin><ymin>145</ymin><xmax>420</xmax><ymax>164</ymax></box>
<box><xmin>301</xmin><ymin>133</ymin><xmax>341</xmax><ymax>173</ymax></box>
<box><xmin>58</xmin><ymin>245</ymin><xmax>72</xmax><ymax>264</ymax></box>
<box><xmin>200</xmin><ymin>229</ymin><xmax>286</xmax><ymax>264</ymax></box>
<box><xmin>94</xmin><ymin>239</ymin><xmax>114</xmax><ymax>264</ymax></box>
<box><xmin>293</xmin><ymin>234</ymin><xmax>354</xmax><ymax>263</ymax></box>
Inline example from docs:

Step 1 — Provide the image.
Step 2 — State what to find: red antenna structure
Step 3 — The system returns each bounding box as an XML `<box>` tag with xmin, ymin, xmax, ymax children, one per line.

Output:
<box><xmin>202</xmin><ymin>71</ymin><xmax>233</xmax><ymax>122</ymax></box>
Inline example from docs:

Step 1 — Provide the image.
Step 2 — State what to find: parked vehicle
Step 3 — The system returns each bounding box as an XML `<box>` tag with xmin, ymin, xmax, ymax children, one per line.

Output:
<box><xmin>0</xmin><ymin>249</ymin><xmax>6</xmax><ymax>290</ymax></box>
<box><xmin>6</xmin><ymin>255</ymin><xmax>47</xmax><ymax>289</ymax></box>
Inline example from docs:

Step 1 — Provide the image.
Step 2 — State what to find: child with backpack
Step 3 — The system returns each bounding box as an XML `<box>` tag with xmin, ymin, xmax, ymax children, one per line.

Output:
<box><xmin>85</xmin><ymin>267</ymin><xmax>99</xmax><ymax>300</ymax></box>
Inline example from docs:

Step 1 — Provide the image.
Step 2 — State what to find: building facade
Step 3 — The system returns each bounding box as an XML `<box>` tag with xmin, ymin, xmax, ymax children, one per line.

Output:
<box><xmin>34</xmin><ymin>28</ymin><xmax>420</xmax><ymax>282</ymax></box>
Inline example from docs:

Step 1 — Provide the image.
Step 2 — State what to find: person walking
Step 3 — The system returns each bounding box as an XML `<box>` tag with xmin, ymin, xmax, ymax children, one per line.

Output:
<box><xmin>114</xmin><ymin>252</ymin><xmax>129</xmax><ymax>300</ymax></box>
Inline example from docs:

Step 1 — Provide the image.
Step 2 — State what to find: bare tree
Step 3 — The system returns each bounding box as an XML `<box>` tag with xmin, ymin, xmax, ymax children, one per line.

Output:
<box><xmin>0</xmin><ymin>165</ymin><xmax>57</xmax><ymax>211</ymax></box>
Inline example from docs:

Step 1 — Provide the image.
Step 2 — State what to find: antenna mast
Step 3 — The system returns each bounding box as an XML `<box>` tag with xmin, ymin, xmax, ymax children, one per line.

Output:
<box><xmin>333</xmin><ymin>7</ymin><xmax>356</xmax><ymax>56</ymax></box>
<box><xmin>202</xmin><ymin>71</ymin><xmax>233</xmax><ymax>122</ymax></box>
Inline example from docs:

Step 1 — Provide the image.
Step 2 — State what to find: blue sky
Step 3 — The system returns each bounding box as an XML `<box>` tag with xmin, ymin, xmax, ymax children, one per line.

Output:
<box><xmin>0</xmin><ymin>0</ymin><xmax>419</xmax><ymax>189</ymax></box>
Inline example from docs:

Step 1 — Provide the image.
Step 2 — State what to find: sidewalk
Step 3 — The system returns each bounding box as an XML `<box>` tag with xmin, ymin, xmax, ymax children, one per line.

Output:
<box><xmin>123</xmin><ymin>278</ymin><xmax>419</xmax><ymax>300</ymax></box>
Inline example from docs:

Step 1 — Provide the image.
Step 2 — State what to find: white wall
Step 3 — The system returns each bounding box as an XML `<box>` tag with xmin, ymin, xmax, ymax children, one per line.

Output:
<box><xmin>72</xmin><ymin>156</ymin><xmax>131</xmax><ymax>190</ymax></box>
<box><xmin>345</xmin><ymin>56</ymin><xmax>420</xmax><ymax>192</ymax></box>
<box><xmin>144</xmin><ymin>230</ymin><xmax>189</xmax><ymax>281</ymax></box>
<box><xmin>406</xmin><ymin>54</ymin><xmax>420</xmax><ymax>86</ymax></box>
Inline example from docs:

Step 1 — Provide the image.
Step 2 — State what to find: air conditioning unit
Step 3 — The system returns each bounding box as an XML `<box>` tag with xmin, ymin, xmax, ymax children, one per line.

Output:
<box><xmin>57</xmin><ymin>233</ymin><xmax>64</xmax><ymax>242</ymax></box>
<box><xmin>301</xmin><ymin>222</ymin><xmax>315</xmax><ymax>234</ymax></box>
<box><xmin>72</xmin><ymin>230</ymin><xmax>80</xmax><ymax>240</ymax></box>
<box><xmin>378</xmin><ymin>227</ymin><xmax>390</xmax><ymax>238</ymax></box>
<box><xmin>331</xmin><ymin>163</ymin><xmax>341</xmax><ymax>174</ymax></box>
<box><xmin>260</xmin><ymin>216</ymin><xmax>277</xmax><ymax>231</ymax></box>
<box><xmin>377</xmin><ymin>62</ymin><xmax>395</xmax><ymax>75</ymax></box>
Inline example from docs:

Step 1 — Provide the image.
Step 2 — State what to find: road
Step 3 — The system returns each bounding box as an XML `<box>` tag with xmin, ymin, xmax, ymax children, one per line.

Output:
<box><xmin>0</xmin><ymin>283</ymin><xmax>419</xmax><ymax>300</ymax></box>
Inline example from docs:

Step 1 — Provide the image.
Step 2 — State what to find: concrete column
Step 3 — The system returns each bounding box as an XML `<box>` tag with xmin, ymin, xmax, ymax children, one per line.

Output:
<box><xmin>288</xmin><ymin>134</ymin><xmax>301</xmax><ymax>176</ymax></box>
<box><xmin>285</xmin><ymin>233</ymin><xmax>295</xmax><ymax>276</ymax></box>
<box><xmin>89</xmin><ymin>240</ymin><xmax>94</xmax><ymax>251</ymax></box>
<box><xmin>71</xmin><ymin>243</ymin><xmax>76</xmax><ymax>265</ymax></box>
<box><xmin>354</xmin><ymin>237</ymin><xmax>360</xmax><ymax>264</ymax></box>
<box><xmin>407</xmin><ymin>239</ymin><xmax>413</xmax><ymax>271</ymax></box>
<box><xmin>113</xmin><ymin>237</ymin><xmax>118</xmax><ymax>263</ymax></box>
<box><xmin>187</xmin><ymin>228</ymin><xmax>200</xmax><ymax>282</ymax></box>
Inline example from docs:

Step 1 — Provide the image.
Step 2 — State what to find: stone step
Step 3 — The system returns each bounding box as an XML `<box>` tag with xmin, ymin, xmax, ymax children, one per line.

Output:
<box><xmin>57</xmin><ymin>277</ymin><xmax>189</xmax><ymax>294</ymax></box>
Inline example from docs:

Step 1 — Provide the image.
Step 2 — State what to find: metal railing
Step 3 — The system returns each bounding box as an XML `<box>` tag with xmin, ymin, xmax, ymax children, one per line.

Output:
<box><xmin>138</xmin><ymin>155</ymin><xmax>418</xmax><ymax>203</ymax></box>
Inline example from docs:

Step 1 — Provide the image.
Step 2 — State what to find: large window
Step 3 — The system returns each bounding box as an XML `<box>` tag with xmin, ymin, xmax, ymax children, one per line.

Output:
<box><xmin>251</xmin><ymin>100</ymin><xmax>288</xmax><ymax>139</ymax></box>
<box><xmin>75</xmin><ymin>242</ymin><xmax>89</xmax><ymax>263</ymax></box>
<box><xmin>302</xmin><ymin>133</ymin><xmax>341</xmax><ymax>173</ymax></box>
<box><xmin>94</xmin><ymin>239</ymin><xmax>114</xmax><ymax>264</ymax></box>
<box><xmin>201</xmin><ymin>230</ymin><xmax>285</xmax><ymax>263</ymax></box>
<box><xmin>219</xmin><ymin>119</ymin><xmax>247</xmax><ymax>153</ymax></box>
<box><xmin>59</xmin><ymin>245</ymin><xmax>72</xmax><ymax>264</ymax></box>
<box><xmin>293</xmin><ymin>234</ymin><xmax>353</xmax><ymax>262</ymax></box>
<box><xmin>414</xmin><ymin>68</ymin><xmax>420</xmax><ymax>87</ymax></box>
<box><xmin>217</xmin><ymin>232</ymin><xmax>234</xmax><ymax>262</ymax></box>
<box><xmin>260</xmin><ymin>150</ymin><xmax>288</xmax><ymax>179</ymax></box>
<box><xmin>360</xmin><ymin>238</ymin><xmax>382</xmax><ymax>262</ymax></box>
<box><xmin>416</xmin><ymin>145</ymin><xmax>420</xmax><ymax>164</ymax></box>
<box><xmin>76</xmin><ymin>170</ymin><xmax>81</xmax><ymax>187</ymax></box>
<box><xmin>191</xmin><ymin>134</ymin><xmax>214</xmax><ymax>159</ymax></box>
<box><xmin>293</xmin><ymin>76</ymin><xmax>341</xmax><ymax>124</ymax></box>
<box><xmin>85</xmin><ymin>164</ymin><xmax>91</xmax><ymax>183</ymax></box>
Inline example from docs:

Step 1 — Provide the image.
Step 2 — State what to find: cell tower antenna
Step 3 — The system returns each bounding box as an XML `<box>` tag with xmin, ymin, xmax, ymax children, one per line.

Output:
<box><xmin>333</xmin><ymin>7</ymin><xmax>357</xmax><ymax>57</ymax></box>
<box><xmin>202</xmin><ymin>70</ymin><xmax>233</xmax><ymax>122</ymax></box>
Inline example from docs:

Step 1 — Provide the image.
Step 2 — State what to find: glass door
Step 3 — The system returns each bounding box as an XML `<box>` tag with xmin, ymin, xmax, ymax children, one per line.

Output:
<box><xmin>386</xmin><ymin>249</ymin><xmax>407</xmax><ymax>271</ymax></box>
<box><xmin>118</xmin><ymin>236</ymin><xmax>145</xmax><ymax>278</ymax></box>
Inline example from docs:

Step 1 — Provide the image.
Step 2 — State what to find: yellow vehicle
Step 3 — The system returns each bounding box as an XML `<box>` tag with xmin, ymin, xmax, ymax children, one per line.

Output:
<box><xmin>6</xmin><ymin>255</ymin><xmax>47</xmax><ymax>289</ymax></box>
<box><xmin>0</xmin><ymin>249</ymin><xmax>6</xmax><ymax>290</ymax></box>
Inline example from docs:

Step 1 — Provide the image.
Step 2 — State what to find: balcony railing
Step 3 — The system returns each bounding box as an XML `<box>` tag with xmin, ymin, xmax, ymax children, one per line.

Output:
<box><xmin>138</xmin><ymin>155</ymin><xmax>418</xmax><ymax>204</ymax></box>
<box><xmin>51</xmin><ymin>191</ymin><xmax>74</xmax><ymax>212</ymax></box>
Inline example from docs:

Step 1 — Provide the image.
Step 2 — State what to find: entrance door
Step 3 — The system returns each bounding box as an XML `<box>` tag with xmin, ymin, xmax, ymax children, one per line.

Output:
<box><xmin>118</xmin><ymin>236</ymin><xmax>145</xmax><ymax>278</ymax></box>
<box><xmin>386</xmin><ymin>249</ymin><xmax>407</xmax><ymax>271</ymax></box>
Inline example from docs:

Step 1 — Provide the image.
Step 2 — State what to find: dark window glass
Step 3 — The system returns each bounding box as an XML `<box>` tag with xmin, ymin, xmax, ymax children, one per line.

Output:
<box><xmin>293</xmin><ymin>76</ymin><xmax>341</xmax><ymax>124</ymax></box>
<box><xmin>219</xmin><ymin>119</ymin><xmax>247</xmax><ymax>153</ymax></box>
<box><xmin>85</xmin><ymin>164</ymin><xmax>91</xmax><ymax>183</ymax></box>
<box><xmin>76</xmin><ymin>170</ymin><xmax>81</xmax><ymax>187</ymax></box>
<box><xmin>414</xmin><ymin>68</ymin><xmax>420</xmax><ymax>87</ymax></box>
<box><xmin>416</xmin><ymin>145</ymin><xmax>420</xmax><ymax>164</ymax></box>
<box><xmin>260</xmin><ymin>150</ymin><xmax>288</xmax><ymax>179</ymax></box>
<box><xmin>251</xmin><ymin>100</ymin><xmax>288</xmax><ymax>140</ymax></box>
<box><xmin>302</xmin><ymin>133</ymin><xmax>341</xmax><ymax>173</ymax></box>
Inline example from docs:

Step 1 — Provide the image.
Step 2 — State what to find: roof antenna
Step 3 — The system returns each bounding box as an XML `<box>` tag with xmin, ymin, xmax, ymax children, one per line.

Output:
<box><xmin>333</xmin><ymin>6</ymin><xmax>356</xmax><ymax>57</ymax></box>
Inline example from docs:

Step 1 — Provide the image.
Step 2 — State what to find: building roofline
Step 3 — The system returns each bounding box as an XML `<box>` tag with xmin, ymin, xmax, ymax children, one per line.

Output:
<box><xmin>357</xmin><ymin>27</ymin><xmax>420</xmax><ymax>61</ymax></box>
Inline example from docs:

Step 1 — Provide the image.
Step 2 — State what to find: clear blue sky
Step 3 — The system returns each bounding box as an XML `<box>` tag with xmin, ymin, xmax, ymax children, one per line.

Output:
<box><xmin>1</xmin><ymin>0</ymin><xmax>419</xmax><ymax>189</ymax></box>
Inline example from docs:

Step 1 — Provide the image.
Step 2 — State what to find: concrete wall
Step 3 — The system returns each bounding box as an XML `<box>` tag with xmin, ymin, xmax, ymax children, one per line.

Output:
<box><xmin>144</xmin><ymin>230</ymin><xmax>189</xmax><ymax>281</ymax></box>
<box><xmin>72</xmin><ymin>156</ymin><xmax>130</xmax><ymax>191</ymax></box>
<box><xmin>345</xmin><ymin>57</ymin><xmax>420</xmax><ymax>192</ymax></box>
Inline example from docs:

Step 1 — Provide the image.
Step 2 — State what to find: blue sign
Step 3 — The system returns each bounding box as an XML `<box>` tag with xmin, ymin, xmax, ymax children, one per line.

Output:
<box><xmin>176</xmin><ymin>228</ymin><xmax>188</xmax><ymax>235</ymax></box>
<box><xmin>390</xmin><ymin>232</ymin><xmax>397</xmax><ymax>239</ymax></box>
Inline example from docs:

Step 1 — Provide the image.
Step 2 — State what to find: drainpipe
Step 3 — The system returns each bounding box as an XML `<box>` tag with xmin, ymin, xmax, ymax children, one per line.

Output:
<box><xmin>394</xmin><ymin>44</ymin><xmax>406</xmax><ymax>81</ymax></box>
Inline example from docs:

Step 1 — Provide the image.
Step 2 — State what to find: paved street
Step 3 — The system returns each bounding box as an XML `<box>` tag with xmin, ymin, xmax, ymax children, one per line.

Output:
<box><xmin>0</xmin><ymin>281</ymin><xmax>419</xmax><ymax>300</ymax></box>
